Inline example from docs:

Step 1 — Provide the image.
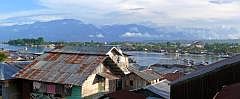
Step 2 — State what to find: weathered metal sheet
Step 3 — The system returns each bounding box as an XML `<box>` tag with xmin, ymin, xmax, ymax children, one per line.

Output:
<box><xmin>49</xmin><ymin>46</ymin><xmax>114</xmax><ymax>55</ymax></box>
<box><xmin>15</xmin><ymin>53</ymin><xmax>107</xmax><ymax>86</ymax></box>
<box><xmin>0</xmin><ymin>63</ymin><xmax>23</xmax><ymax>80</ymax></box>
<box><xmin>128</xmin><ymin>64</ymin><xmax>162</xmax><ymax>81</ymax></box>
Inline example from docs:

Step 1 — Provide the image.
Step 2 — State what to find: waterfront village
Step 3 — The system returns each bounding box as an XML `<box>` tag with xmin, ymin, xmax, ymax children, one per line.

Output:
<box><xmin>0</xmin><ymin>40</ymin><xmax>240</xmax><ymax>99</ymax></box>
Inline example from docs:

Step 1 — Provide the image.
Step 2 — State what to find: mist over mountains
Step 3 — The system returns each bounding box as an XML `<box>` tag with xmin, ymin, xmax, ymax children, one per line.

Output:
<box><xmin>0</xmin><ymin>19</ymin><xmax>239</xmax><ymax>42</ymax></box>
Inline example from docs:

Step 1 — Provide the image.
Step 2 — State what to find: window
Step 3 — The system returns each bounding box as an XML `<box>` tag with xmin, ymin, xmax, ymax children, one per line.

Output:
<box><xmin>130</xmin><ymin>80</ymin><xmax>133</xmax><ymax>86</ymax></box>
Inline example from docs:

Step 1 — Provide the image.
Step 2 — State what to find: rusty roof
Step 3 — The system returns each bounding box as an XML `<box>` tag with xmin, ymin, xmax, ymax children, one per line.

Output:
<box><xmin>14</xmin><ymin>52</ymin><xmax>107</xmax><ymax>86</ymax></box>
<box><xmin>161</xmin><ymin>72</ymin><xmax>184</xmax><ymax>82</ymax></box>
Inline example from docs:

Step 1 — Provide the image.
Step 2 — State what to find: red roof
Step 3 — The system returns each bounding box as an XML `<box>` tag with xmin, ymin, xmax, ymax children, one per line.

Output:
<box><xmin>105</xmin><ymin>90</ymin><xmax>146</xmax><ymax>99</ymax></box>
<box><xmin>214</xmin><ymin>83</ymin><xmax>240</xmax><ymax>99</ymax></box>
<box><xmin>161</xmin><ymin>72</ymin><xmax>184</xmax><ymax>82</ymax></box>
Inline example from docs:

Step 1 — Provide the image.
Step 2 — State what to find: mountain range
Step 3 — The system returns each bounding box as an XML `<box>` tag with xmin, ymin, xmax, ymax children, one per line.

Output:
<box><xmin>0</xmin><ymin>19</ymin><xmax>239</xmax><ymax>42</ymax></box>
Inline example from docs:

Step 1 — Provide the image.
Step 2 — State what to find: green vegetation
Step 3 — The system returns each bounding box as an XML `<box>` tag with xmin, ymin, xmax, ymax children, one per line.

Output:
<box><xmin>48</xmin><ymin>41</ymin><xmax>240</xmax><ymax>54</ymax></box>
<box><xmin>205</xmin><ymin>43</ymin><xmax>240</xmax><ymax>54</ymax></box>
<box><xmin>5</xmin><ymin>37</ymin><xmax>240</xmax><ymax>55</ymax></box>
<box><xmin>0</xmin><ymin>52</ymin><xmax>7</xmax><ymax>62</ymax></box>
<box><xmin>47</xmin><ymin>40</ymin><xmax>105</xmax><ymax>47</ymax></box>
<box><xmin>7</xmin><ymin>37</ymin><xmax>45</xmax><ymax>45</ymax></box>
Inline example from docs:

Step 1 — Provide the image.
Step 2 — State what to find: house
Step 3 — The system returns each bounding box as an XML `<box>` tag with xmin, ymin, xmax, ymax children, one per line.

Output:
<box><xmin>171</xmin><ymin>54</ymin><xmax>240</xmax><ymax>99</ymax></box>
<box><xmin>115</xmin><ymin>79</ymin><xmax>171</xmax><ymax>99</ymax></box>
<box><xmin>14</xmin><ymin>46</ymin><xmax>130</xmax><ymax>99</ymax></box>
<box><xmin>191</xmin><ymin>41</ymin><xmax>204</xmax><ymax>48</ymax></box>
<box><xmin>131</xmin><ymin>71</ymin><xmax>184</xmax><ymax>99</ymax></box>
<box><xmin>0</xmin><ymin>62</ymin><xmax>29</xmax><ymax>99</ymax></box>
<box><xmin>123</xmin><ymin>64</ymin><xmax>162</xmax><ymax>90</ymax></box>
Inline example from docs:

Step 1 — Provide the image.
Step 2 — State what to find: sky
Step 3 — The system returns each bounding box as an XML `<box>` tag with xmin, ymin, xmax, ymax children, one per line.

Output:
<box><xmin>0</xmin><ymin>0</ymin><xmax>239</xmax><ymax>27</ymax></box>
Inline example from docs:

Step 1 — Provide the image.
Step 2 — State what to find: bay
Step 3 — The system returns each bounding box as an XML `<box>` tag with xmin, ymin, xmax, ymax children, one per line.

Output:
<box><xmin>0</xmin><ymin>44</ymin><xmax>224</xmax><ymax>66</ymax></box>
<box><xmin>0</xmin><ymin>44</ymin><xmax>51</xmax><ymax>53</ymax></box>
<box><xmin>127</xmin><ymin>51</ymin><xmax>224</xmax><ymax>66</ymax></box>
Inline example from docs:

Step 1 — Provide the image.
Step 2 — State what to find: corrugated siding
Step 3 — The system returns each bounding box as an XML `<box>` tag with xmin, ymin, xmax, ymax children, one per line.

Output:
<box><xmin>123</xmin><ymin>73</ymin><xmax>147</xmax><ymax>90</ymax></box>
<box><xmin>1</xmin><ymin>81</ymin><xmax>21</xmax><ymax>99</ymax></box>
<box><xmin>66</xmin><ymin>86</ymin><xmax>81</xmax><ymax>99</ymax></box>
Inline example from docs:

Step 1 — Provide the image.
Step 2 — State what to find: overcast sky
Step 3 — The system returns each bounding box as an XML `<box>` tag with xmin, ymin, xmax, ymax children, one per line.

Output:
<box><xmin>0</xmin><ymin>0</ymin><xmax>239</xmax><ymax>27</ymax></box>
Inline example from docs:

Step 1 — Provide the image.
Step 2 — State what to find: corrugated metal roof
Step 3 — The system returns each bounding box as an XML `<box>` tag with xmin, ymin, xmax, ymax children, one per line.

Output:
<box><xmin>128</xmin><ymin>64</ymin><xmax>162</xmax><ymax>81</ymax></box>
<box><xmin>145</xmin><ymin>80</ymin><xmax>170</xmax><ymax>99</ymax></box>
<box><xmin>0</xmin><ymin>62</ymin><xmax>23</xmax><ymax>80</ymax></box>
<box><xmin>49</xmin><ymin>46</ymin><xmax>116</xmax><ymax>55</ymax></box>
<box><xmin>15</xmin><ymin>53</ymin><xmax>107</xmax><ymax>86</ymax></box>
<box><xmin>172</xmin><ymin>54</ymin><xmax>240</xmax><ymax>85</ymax></box>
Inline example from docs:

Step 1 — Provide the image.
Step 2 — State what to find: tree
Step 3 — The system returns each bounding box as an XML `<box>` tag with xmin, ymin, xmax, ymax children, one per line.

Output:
<box><xmin>0</xmin><ymin>52</ymin><xmax>7</xmax><ymax>62</ymax></box>
<box><xmin>7</xmin><ymin>37</ymin><xmax>45</xmax><ymax>45</ymax></box>
<box><xmin>37</xmin><ymin>37</ymin><xmax>44</xmax><ymax>45</ymax></box>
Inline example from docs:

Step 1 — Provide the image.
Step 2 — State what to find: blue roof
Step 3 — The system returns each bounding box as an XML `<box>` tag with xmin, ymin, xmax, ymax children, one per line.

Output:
<box><xmin>0</xmin><ymin>63</ymin><xmax>23</xmax><ymax>80</ymax></box>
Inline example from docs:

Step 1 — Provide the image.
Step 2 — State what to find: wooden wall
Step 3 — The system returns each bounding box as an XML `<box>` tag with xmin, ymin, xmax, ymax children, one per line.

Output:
<box><xmin>123</xmin><ymin>73</ymin><xmax>148</xmax><ymax>90</ymax></box>
<box><xmin>81</xmin><ymin>63</ymin><xmax>118</xmax><ymax>98</ymax></box>
<box><xmin>81</xmin><ymin>74</ymin><xmax>100</xmax><ymax>98</ymax></box>
<box><xmin>107</xmin><ymin>49</ymin><xmax>129</xmax><ymax>74</ymax></box>
<box><xmin>171</xmin><ymin>62</ymin><xmax>240</xmax><ymax>99</ymax></box>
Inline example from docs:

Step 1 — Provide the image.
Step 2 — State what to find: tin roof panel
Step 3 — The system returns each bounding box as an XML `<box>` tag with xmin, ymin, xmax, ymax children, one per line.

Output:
<box><xmin>15</xmin><ymin>53</ymin><xmax>107</xmax><ymax>85</ymax></box>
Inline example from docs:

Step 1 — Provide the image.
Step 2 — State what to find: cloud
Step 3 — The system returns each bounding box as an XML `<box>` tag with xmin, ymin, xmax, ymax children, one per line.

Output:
<box><xmin>0</xmin><ymin>0</ymin><xmax>239</xmax><ymax>27</ymax></box>
<box><xmin>127</xmin><ymin>8</ymin><xmax>145</xmax><ymax>11</ymax></box>
<box><xmin>1</xmin><ymin>14</ymin><xmax>65</xmax><ymax>25</ymax></box>
<box><xmin>0</xmin><ymin>9</ymin><xmax>68</xmax><ymax>26</ymax></box>
<box><xmin>209</xmin><ymin>0</ymin><xmax>237</xmax><ymax>4</ymax></box>
<box><xmin>121</xmin><ymin>32</ymin><xmax>154</xmax><ymax>38</ymax></box>
<box><xmin>36</xmin><ymin>0</ymin><xmax>240</xmax><ymax>26</ymax></box>
<box><xmin>88</xmin><ymin>33</ymin><xmax>105</xmax><ymax>38</ymax></box>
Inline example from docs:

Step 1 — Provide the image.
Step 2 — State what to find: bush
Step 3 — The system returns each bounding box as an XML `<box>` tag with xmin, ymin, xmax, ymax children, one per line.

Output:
<box><xmin>0</xmin><ymin>52</ymin><xmax>7</xmax><ymax>62</ymax></box>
